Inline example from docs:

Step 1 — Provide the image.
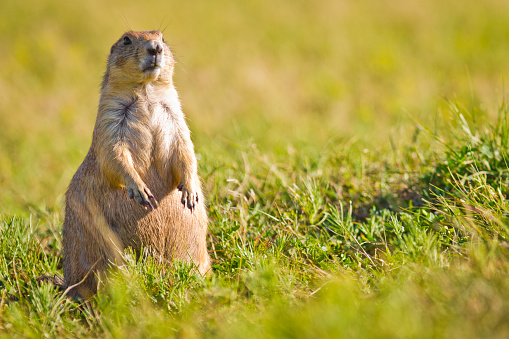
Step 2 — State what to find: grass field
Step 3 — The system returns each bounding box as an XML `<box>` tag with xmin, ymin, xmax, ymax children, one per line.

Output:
<box><xmin>2</xmin><ymin>0</ymin><xmax>509</xmax><ymax>337</ymax></box>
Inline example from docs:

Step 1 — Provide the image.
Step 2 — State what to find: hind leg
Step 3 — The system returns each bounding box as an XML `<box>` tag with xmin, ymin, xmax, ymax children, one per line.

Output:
<box><xmin>62</xmin><ymin>195</ymin><xmax>123</xmax><ymax>299</ymax></box>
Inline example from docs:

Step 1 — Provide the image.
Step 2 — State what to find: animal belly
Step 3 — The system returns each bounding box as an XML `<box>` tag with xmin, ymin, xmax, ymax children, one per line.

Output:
<box><xmin>101</xmin><ymin>168</ymin><xmax>207</xmax><ymax>264</ymax></box>
<box><xmin>129</xmin><ymin>188</ymin><xmax>208</xmax><ymax>260</ymax></box>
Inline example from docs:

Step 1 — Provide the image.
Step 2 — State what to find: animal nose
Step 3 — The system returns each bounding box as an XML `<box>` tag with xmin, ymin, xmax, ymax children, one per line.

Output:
<box><xmin>146</xmin><ymin>40</ymin><xmax>162</xmax><ymax>55</ymax></box>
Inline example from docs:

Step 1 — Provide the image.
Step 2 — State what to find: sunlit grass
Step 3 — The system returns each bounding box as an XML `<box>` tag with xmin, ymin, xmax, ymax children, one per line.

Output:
<box><xmin>2</xmin><ymin>0</ymin><xmax>509</xmax><ymax>213</ymax></box>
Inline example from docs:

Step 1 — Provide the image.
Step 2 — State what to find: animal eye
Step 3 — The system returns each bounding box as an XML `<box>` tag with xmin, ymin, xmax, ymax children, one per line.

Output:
<box><xmin>123</xmin><ymin>36</ymin><xmax>132</xmax><ymax>45</ymax></box>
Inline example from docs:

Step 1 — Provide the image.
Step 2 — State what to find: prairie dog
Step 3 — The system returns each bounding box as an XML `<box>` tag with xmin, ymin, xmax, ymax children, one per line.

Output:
<box><xmin>63</xmin><ymin>30</ymin><xmax>210</xmax><ymax>299</ymax></box>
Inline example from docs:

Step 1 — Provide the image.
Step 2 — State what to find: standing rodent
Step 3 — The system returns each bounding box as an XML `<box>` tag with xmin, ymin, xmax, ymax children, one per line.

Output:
<box><xmin>63</xmin><ymin>30</ymin><xmax>210</xmax><ymax>299</ymax></box>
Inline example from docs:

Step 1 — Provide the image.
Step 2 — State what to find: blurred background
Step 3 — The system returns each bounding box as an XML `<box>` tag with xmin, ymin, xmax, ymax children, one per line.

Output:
<box><xmin>1</xmin><ymin>0</ymin><xmax>509</xmax><ymax>214</ymax></box>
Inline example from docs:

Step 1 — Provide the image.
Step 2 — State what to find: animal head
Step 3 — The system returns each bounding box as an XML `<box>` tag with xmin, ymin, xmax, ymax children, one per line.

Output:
<box><xmin>105</xmin><ymin>30</ymin><xmax>174</xmax><ymax>87</ymax></box>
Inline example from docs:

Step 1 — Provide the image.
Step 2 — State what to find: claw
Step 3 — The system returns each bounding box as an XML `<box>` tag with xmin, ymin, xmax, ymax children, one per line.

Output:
<box><xmin>127</xmin><ymin>184</ymin><xmax>158</xmax><ymax>211</ymax></box>
<box><xmin>178</xmin><ymin>183</ymin><xmax>198</xmax><ymax>212</ymax></box>
<box><xmin>145</xmin><ymin>189</ymin><xmax>159</xmax><ymax>209</ymax></box>
<box><xmin>143</xmin><ymin>199</ymin><xmax>155</xmax><ymax>211</ymax></box>
<box><xmin>148</xmin><ymin>195</ymin><xmax>159</xmax><ymax>208</ymax></box>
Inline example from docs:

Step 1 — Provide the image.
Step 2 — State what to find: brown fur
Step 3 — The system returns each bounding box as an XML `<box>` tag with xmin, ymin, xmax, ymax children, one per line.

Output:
<box><xmin>62</xmin><ymin>30</ymin><xmax>210</xmax><ymax>299</ymax></box>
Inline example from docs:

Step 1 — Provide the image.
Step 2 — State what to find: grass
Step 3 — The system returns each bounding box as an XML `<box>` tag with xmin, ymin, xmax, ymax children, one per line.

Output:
<box><xmin>2</xmin><ymin>0</ymin><xmax>509</xmax><ymax>337</ymax></box>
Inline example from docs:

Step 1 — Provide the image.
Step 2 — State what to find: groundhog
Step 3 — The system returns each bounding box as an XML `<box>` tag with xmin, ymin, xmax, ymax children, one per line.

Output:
<box><xmin>62</xmin><ymin>30</ymin><xmax>210</xmax><ymax>299</ymax></box>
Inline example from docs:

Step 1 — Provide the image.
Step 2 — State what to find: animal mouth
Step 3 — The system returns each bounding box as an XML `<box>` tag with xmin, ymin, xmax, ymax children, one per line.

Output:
<box><xmin>143</xmin><ymin>55</ymin><xmax>162</xmax><ymax>72</ymax></box>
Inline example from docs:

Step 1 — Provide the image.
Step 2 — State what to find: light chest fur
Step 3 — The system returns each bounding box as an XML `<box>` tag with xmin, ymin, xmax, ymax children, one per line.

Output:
<box><xmin>95</xmin><ymin>85</ymin><xmax>183</xmax><ymax>184</ymax></box>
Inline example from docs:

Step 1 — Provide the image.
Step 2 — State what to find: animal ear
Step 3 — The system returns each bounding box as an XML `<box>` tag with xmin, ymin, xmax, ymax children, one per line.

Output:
<box><xmin>110</xmin><ymin>45</ymin><xmax>115</xmax><ymax>55</ymax></box>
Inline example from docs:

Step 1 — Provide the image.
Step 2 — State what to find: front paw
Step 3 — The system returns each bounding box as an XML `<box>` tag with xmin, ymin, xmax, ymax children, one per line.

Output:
<box><xmin>127</xmin><ymin>181</ymin><xmax>158</xmax><ymax>211</ymax></box>
<box><xmin>177</xmin><ymin>182</ymin><xmax>199</xmax><ymax>211</ymax></box>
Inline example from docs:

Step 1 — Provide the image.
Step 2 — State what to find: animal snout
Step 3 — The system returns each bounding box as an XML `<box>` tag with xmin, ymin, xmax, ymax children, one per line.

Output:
<box><xmin>146</xmin><ymin>40</ymin><xmax>163</xmax><ymax>55</ymax></box>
